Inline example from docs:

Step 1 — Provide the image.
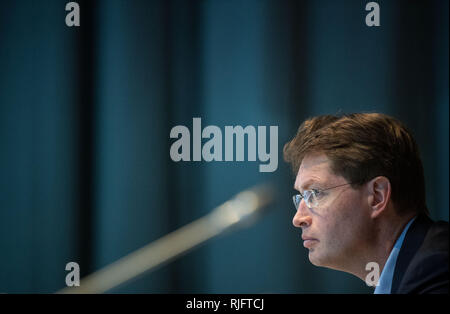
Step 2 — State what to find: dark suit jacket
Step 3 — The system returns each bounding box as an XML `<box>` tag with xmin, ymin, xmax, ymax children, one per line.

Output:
<box><xmin>391</xmin><ymin>214</ymin><xmax>449</xmax><ymax>294</ymax></box>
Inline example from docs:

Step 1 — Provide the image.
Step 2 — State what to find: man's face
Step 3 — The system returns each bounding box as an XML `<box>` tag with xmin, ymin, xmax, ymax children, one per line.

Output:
<box><xmin>293</xmin><ymin>153</ymin><xmax>372</xmax><ymax>271</ymax></box>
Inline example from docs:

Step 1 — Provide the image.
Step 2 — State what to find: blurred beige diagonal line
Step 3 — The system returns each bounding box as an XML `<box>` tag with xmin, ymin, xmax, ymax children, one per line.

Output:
<box><xmin>58</xmin><ymin>183</ymin><xmax>275</xmax><ymax>294</ymax></box>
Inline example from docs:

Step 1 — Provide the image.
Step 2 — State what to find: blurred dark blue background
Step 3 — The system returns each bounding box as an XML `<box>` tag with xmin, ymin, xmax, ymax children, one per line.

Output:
<box><xmin>0</xmin><ymin>0</ymin><xmax>448</xmax><ymax>293</ymax></box>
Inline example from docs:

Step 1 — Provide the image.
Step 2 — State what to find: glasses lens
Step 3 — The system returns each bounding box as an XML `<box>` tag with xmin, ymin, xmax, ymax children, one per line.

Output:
<box><xmin>305</xmin><ymin>190</ymin><xmax>319</xmax><ymax>208</ymax></box>
<box><xmin>293</xmin><ymin>194</ymin><xmax>300</xmax><ymax>210</ymax></box>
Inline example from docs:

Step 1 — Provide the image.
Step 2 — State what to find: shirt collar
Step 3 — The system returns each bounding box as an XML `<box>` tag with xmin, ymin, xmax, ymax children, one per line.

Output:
<box><xmin>374</xmin><ymin>216</ymin><xmax>417</xmax><ymax>294</ymax></box>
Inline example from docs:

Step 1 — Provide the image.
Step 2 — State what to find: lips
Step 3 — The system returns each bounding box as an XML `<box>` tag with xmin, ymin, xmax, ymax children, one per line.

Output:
<box><xmin>302</xmin><ymin>236</ymin><xmax>318</xmax><ymax>248</ymax></box>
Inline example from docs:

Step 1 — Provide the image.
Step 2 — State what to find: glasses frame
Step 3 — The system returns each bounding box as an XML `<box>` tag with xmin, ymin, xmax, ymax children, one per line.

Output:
<box><xmin>293</xmin><ymin>182</ymin><xmax>356</xmax><ymax>210</ymax></box>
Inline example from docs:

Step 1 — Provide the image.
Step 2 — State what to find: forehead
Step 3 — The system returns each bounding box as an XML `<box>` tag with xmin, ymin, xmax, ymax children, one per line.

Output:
<box><xmin>294</xmin><ymin>153</ymin><xmax>336</xmax><ymax>190</ymax></box>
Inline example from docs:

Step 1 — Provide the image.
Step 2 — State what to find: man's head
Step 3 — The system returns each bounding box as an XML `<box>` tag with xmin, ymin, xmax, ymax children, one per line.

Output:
<box><xmin>284</xmin><ymin>113</ymin><xmax>427</xmax><ymax>216</ymax></box>
<box><xmin>283</xmin><ymin>113</ymin><xmax>427</xmax><ymax>275</ymax></box>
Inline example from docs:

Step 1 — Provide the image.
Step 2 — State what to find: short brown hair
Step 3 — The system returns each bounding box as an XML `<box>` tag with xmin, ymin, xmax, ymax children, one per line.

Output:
<box><xmin>283</xmin><ymin>113</ymin><xmax>428</xmax><ymax>216</ymax></box>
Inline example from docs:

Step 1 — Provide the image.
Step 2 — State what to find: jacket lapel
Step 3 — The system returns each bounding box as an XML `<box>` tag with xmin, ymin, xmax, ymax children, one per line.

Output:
<box><xmin>391</xmin><ymin>214</ymin><xmax>432</xmax><ymax>293</ymax></box>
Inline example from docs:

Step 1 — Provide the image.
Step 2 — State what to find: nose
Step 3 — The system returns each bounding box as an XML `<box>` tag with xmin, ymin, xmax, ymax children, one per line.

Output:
<box><xmin>292</xmin><ymin>199</ymin><xmax>312</xmax><ymax>228</ymax></box>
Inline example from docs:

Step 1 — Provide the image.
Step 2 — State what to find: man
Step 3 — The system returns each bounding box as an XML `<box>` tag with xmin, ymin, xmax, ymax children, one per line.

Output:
<box><xmin>283</xmin><ymin>113</ymin><xmax>448</xmax><ymax>294</ymax></box>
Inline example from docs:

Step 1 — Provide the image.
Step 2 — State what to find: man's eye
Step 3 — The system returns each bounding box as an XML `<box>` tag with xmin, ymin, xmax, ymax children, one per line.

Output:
<box><xmin>312</xmin><ymin>189</ymin><xmax>324</xmax><ymax>199</ymax></box>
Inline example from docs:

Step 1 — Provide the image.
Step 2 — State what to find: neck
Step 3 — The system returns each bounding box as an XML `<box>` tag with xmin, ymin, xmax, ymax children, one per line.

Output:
<box><xmin>352</xmin><ymin>212</ymin><xmax>417</xmax><ymax>282</ymax></box>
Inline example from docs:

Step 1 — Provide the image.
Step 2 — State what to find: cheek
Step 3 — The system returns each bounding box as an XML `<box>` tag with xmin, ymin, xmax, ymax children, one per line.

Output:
<box><xmin>320</xmin><ymin>193</ymin><xmax>367</xmax><ymax>246</ymax></box>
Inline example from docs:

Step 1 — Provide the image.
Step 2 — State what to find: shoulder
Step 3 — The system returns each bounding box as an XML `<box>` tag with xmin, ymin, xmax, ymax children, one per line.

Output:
<box><xmin>395</xmin><ymin>218</ymin><xmax>448</xmax><ymax>294</ymax></box>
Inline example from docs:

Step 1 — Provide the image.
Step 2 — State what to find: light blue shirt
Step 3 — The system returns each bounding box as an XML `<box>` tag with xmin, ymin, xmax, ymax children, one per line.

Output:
<box><xmin>374</xmin><ymin>216</ymin><xmax>417</xmax><ymax>294</ymax></box>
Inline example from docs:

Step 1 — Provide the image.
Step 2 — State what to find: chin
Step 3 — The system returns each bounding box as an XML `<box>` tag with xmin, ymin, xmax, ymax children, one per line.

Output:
<box><xmin>308</xmin><ymin>247</ymin><xmax>336</xmax><ymax>269</ymax></box>
<box><xmin>308</xmin><ymin>250</ymin><xmax>324</xmax><ymax>267</ymax></box>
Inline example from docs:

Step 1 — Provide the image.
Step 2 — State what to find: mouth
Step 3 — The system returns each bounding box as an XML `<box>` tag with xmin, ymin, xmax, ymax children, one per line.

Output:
<box><xmin>302</xmin><ymin>237</ymin><xmax>319</xmax><ymax>249</ymax></box>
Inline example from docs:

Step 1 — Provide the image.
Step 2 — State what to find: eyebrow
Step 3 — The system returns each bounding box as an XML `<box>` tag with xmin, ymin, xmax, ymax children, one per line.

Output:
<box><xmin>294</xmin><ymin>179</ymin><xmax>321</xmax><ymax>192</ymax></box>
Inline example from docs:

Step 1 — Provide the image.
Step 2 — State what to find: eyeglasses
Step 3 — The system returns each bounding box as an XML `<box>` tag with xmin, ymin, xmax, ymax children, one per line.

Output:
<box><xmin>292</xmin><ymin>182</ymin><xmax>354</xmax><ymax>210</ymax></box>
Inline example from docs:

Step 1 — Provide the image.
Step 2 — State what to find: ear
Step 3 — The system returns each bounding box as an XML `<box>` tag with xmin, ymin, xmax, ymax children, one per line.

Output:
<box><xmin>366</xmin><ymin>176</ymin><xmax>391</xmax><ymax>219</ymax></box>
